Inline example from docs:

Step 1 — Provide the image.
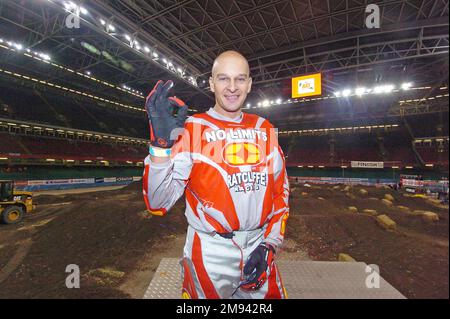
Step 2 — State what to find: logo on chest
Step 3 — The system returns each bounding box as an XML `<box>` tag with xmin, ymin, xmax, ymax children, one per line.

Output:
<box><xmin>222</xmin><ymin>142</ymin><xmax>264</xmax><ymax>166</ymax></box>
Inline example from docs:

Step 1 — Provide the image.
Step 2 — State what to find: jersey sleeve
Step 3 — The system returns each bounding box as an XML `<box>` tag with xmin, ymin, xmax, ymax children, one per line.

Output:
<box><xmin>142</xmin><ymin>124</ymin><xmax>193</xmax><ymax>216</ymax></box>
<box><xmin>263</xmin><ymin>143</ymin><xmax>290</xmax><ymax>249</ymax></box>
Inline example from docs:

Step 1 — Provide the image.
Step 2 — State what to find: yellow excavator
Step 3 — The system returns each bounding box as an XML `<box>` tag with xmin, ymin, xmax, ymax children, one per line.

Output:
<box><xmin>0</xmin><ymin>180</ymin><xmax>35</xmax><ymax>224</ymax></box>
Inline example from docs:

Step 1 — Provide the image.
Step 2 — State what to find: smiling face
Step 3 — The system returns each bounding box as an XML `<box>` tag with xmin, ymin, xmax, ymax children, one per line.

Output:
<box><xmin>209</xmin><ymin>51</ymin><xmax>252</xmax><ymax>118</ymax></box>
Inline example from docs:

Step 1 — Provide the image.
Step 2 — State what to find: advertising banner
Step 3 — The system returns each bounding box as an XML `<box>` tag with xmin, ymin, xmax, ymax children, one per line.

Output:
<box><xmin>116</xmin><ymin>177</ymin><xmax>133</xmax><ymax>182</ymax></box>
<box><xmin>351</xmin><ymin>161</ymin><xmax>384</xmax><ymax>169</ymax></box>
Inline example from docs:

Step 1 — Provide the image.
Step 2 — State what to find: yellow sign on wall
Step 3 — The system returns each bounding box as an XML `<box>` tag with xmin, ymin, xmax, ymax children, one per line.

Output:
<box><xmin>291</xmin><ymin>73</ymin><xmax>322</xmax><ymax>98</ymax></box>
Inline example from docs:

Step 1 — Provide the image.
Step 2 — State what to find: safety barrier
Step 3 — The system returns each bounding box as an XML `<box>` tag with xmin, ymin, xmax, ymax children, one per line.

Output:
<box><xmin>288</xmin><ymin>176</ymin><xmax>395</xmax><ymax>186</ymax></box>
<box><xmin>14</xmin><ymin>176</ymin><xmax>142</xmax><ymax>191</ymax></box>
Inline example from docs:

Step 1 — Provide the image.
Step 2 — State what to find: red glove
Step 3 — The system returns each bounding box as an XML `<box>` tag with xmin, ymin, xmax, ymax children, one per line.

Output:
<box><xmin>240</xmin><ymin>242</ymin><xmax>275</xmax><ymax>291</ymax></box>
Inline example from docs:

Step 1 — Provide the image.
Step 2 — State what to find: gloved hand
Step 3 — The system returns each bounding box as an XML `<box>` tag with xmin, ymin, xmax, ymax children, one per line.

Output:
<box><xmin>240</xmin><ymin>242</ymin><xmax>276</xmax><ymax>291</ymax></box>
<box><xmin>145</xmin><ymin>80</ymin><xmax>188</xmax><ymax>148</ymax></box>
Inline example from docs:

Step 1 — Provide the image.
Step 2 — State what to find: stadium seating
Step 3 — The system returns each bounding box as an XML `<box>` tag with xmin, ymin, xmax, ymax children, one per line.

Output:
<box><xmin>0</xmin><ymin>133</ymin><xmax>147</xmax><ymax>161</ymax></box>
<box><xmin>406</xmin><ymin>114</ymin><xmax>449</xmax><ymax>138</ymax></box>
<box><xmin>0</xmin><ymin>88</ymin><xmax>61</xmax><ymax>125</ymax></box>
<box><xmin>1</xmin><ymin>84</ymin><xmax>446</xmax><ymax>170</ymax></box>
<box><xmin>334</xmin><ymin>133</ymin><xmax>381</xmax><ymax>163</ymax></box>
<box><xmin>0</xmin><ymin>133</ymin><xmax>26</xmax><ymax>154</ymax></box>
<box><xmin>283</xmin><ymin>129</ymin><xmax>431</xmax><ymax>168</ymax></box>
<box><xmin>416</xmin><ymin>141</ymin><xmax>449</xmax><ymax>166</ymax></box>
<box><xmin>286</xmin><ymin>135</ymin><xmax>331</xmax><ymax>166</ymax></box>
<box><xmin>0</xmin><ymin>86</ymin><xmax>149</xmax><ymax>138</ymax></box>
<box><xmin>383</xmin><ymin>131</ymin><xmax>417</xmax><ymax>166</ymax></box>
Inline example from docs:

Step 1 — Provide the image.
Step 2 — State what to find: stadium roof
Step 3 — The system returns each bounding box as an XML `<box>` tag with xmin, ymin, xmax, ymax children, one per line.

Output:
<box><xmin>0</xmin><ymin>0</ymin><xmax>448</xmax><ymax>116</ymax></box>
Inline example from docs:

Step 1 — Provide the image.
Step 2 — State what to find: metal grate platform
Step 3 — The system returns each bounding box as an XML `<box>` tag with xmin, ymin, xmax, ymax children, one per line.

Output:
<box><xmin>143</xmin><ymin>258</ymin><xmax>406</xmax><ymax>299</ymax></box>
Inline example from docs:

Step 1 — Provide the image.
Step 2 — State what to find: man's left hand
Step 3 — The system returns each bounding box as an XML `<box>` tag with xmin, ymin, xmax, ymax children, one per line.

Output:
<box><xmin>240</xmin><ymin>242</ymin><xmax>275</xmax><ymax>291</ymax></box>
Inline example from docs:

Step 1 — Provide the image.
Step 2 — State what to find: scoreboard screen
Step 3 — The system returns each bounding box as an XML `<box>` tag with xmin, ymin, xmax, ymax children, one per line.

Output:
<box><xmin>291</xmin><ymin>73</ymin><xmax>322</xmax><ymax>98</ymax></box>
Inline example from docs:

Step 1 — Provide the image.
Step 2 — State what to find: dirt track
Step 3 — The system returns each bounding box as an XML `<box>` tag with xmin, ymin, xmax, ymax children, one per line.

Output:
<box><xmin>0</xmin><ymin>182</ymin><xmax>188</xmax><ymax>298</ymax></box>
<box><xmin>0</xmin><ymin>182</ymin><xmax>448</xmax><ymax>298</ymax></box>
<box><xmin>288</xmin><ymin>183</ymin><xmax>449</xmax><ymax>299</ymax></box>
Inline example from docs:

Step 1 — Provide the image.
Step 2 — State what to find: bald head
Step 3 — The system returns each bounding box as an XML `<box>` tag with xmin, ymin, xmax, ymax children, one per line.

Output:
<box><xmin>211</xmin><ymin>50</ymin><xmax>250</xmax><ymax>77</ymax></box>
<box><xmin>209</xmin><ymin>50</ymin><xmax>252</xmax><ymax>118</ymax></box>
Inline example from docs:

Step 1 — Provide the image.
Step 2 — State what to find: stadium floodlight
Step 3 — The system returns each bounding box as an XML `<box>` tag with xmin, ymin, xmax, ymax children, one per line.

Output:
<box><xmin>144</xmin><ymin>46</ymin><xmax>150</xmax><ymax>53</ymax></box>
<box><xmin>0</xmin><ymin>38</ymin><xmax>3</xmax><ymax>43</ymax></box>
<box><xmin>80</xmin><ymin>7</ymin><xmax>88</xmax><ymax>15</ymax></box>
<box><xmin>168</xmin><ymin>61</ymin><xmax>173</xmax><ymax>67</ymax></box>
<box><xmin>124</xmin><ymin>34</ymin><xmax>131</xmax><ymax>42</ymax></box>
<box><xmin>262</xmin><ymin>100</ymin><xmax>270</xmax><ymax>107</ymax></box>
<box><xmin>373</xmin><ymin>86</ymin><xmax>384</xmax><ymax>94</ymax></box>
<box><xmin>257</xmin><ymin>102</ymin><xmax>261</xmax><ymax>107</ymax></box>
<box><xmin>401</xmin><ymin>82</ymin><xmax>412</xmax><ymax>90</ymax></box>
<box><xmin>63</xmin><ymin>2</ymin><xmax>75</xmax><ymax>10</ymax></box>
<box><xmin>152</xmin><ymin>52</ymin><xmax>159</xmax><ymax>58</ymax></box>
<box><xmin>342</xmin><ymin>89</ymin><xmax>351</xmax><ymax>97</ymax></box>
<box><xmin>177</xmin><ymin>67</ymin><xmax>183</xmax><ymax>74</ymax></box>
<box><xmin>355</xmin><ymin>87</ymin><xmax>366</xmax><ymax>96</ymax></box>
<box><xmin>14</xmin><ymin>43</ymin><xmax>23</xmax><ymax>50</ymax></box>
<box><xmin>383</xmin><ymin>85</ymin><xmax>394</xmax><ymax>93</ymax></box>
<box><xmin>276</xmin><ymin>98</ymin><xmax>282</xmax><ymax>104</ymax></box>
<box><xmin>85</xmin><ymin>71</ymin><xmax>91</xmax><ymax>75</ymax></box>
<box><xmin>107</xmin><ymin>24</ymin><xmax>115</xmax><ymax>32</ymax></box>
<box><xmin>334</xmin><ymin>91</ymin><xmax>341</xmax><ymax>97</ymax></box>
<box><xmin>100</xmin><ymin>19</ymin><xmax>106</xmax><ymax>25</ymax></box>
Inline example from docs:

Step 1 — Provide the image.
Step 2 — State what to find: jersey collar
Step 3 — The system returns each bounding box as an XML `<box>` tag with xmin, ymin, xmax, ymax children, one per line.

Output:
<box><xmin>206</xmin><ymin>107</ymin><xmax>244</xmax><ymax>123</ymax></box>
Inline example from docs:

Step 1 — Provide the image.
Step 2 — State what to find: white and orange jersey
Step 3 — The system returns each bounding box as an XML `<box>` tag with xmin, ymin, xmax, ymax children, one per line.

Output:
<box><xmin>143</xmin><ymin>108</ymin><xmax>290</xmax><ymax>248</ymax></box>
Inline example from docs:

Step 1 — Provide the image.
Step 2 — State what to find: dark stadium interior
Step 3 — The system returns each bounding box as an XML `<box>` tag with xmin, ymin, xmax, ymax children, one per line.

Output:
<box><xmin>0</xmin><ymin>0</ymin><xmax>448</xmax><ymax>300</ymax></box>
<box><xmin>0</xmin><ymin>1</ymin><xmax>448</xmax><ymax>171</ymax></box>
<box><xmin>0</xmin><ymin>0</ymin><xmax>448</xmax><ymax>178</ymax></box>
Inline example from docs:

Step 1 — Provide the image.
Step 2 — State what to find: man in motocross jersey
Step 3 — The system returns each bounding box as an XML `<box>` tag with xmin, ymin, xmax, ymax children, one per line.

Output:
<box><xmin>143</xmin><ymin>50</ymin><xmax>289</xmax><ymax>299</ymax></box>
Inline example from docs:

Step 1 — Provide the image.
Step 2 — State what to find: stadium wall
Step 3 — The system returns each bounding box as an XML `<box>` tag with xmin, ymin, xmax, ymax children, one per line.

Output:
<box><xmin>287</xmin><ymin>167</ymin><xmax>448</xmax><ymax>180</ymax></box>
<box><xmin>0</xmin><ymin>166</ymin><xmax>143</xmax><ymax>180</ymax></box>
<box><xmin>14</xmin><ymin>176</ymin><xmax>142</xmax><ymax>191</ymax></box>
